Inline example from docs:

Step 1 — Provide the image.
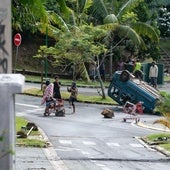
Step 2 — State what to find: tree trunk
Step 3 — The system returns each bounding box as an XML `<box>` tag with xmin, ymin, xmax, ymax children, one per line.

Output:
<box><xmin>96</xmin><ymin>66</ymin><xmax>106</xmax><ymax>99</ymax></box>
<box><xmin>76</xmin><ymin>62</ymin><xmax>91</xmax><ymax>82</ymax></box>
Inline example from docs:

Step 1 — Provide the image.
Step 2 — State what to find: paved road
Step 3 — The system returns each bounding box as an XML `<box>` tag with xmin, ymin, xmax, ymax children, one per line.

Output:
<box><xmin>16</xmin><ymin>94</ymin><xmax>170</xmax><ymax>170</ymax></box>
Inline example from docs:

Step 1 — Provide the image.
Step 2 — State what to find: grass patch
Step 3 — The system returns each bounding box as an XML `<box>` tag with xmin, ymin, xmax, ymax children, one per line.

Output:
<box><xmin>16</xmin><ymin>138</ymin><xmax>46</xmax><ymax>147</ymax></box>
<box><xmin>144</xmin><ymin>133</ymin><xmax>170</xmax><ymax>152</ymax></box>
<box><xmin>164</xmin><ymin>75</ymin><xmax>170</xmax><ymax>82</ymax></box>
<box><xmin>25</xmin><ymin>75</ymin><xmax>110</xmax><ymax>87</ymax></box>
<box><xmin>16</xmin><ymin>117</ymin><xmax>29</xmax><ymax>132</ymax></box>
<box><xmin>160</xmin><ymin>143</ymin><xmax>170</xmax><ymax>151</ymax></box>
<box><xmin>24</xmin><ymin>88</ymin><xmax>117</xmax><ymax>105</ymax></box>
<box><xmin>145</xmin><ymin>133</ymin><xmax>170</xmax><ymax>141</ymax></box>
<box><xmin>16</xmin><ymin>117</ymin><xmax>47</xmax><ymax>147</ymax></box>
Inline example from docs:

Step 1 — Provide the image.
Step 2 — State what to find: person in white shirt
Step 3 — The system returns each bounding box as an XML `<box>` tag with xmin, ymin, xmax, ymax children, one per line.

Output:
<box><xmin>149</xmin><ymin>61</ymin><xmax>158</xmax><ymax>89</ymax></box>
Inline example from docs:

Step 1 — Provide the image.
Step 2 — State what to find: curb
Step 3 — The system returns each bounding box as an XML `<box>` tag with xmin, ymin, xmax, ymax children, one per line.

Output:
<box><xmin>136</xmin><ymin>121</ymin><xmax>170</xmax><ymax>157</ymax></box>
<box><xmin>137</xmin><ymin>121</ymin><xmax>170</xmax><ymax>133</ymax></box>
<box><xmin>38</xmin><ymin>127</ymin><xmax>69</xmax><ymax>170</ymax></box>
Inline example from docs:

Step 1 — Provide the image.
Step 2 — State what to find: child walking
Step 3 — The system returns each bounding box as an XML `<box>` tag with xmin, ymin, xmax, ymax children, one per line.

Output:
<box><xmin>67</xmin><ymin>82</ymin><xmax>78</xmax><ymax>113</ymax></box>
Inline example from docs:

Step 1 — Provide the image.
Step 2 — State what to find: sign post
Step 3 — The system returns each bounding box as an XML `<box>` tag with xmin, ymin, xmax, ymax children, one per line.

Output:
<box><xmin>14</xmin><ymin>33</ymin><xmax>22</xmax><ymax>73</ymax></box>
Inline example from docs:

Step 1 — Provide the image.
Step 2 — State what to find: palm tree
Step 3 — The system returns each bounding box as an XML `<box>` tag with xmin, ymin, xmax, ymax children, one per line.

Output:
<box><xmin>12</xmin><ymin>0</ymin><xmax>69</xmax><ymax>37</ymax></box>
<box><xmin>90</xmin><ymin>0</ymin><xmax>159</xmax><ymax>46</ymax></box>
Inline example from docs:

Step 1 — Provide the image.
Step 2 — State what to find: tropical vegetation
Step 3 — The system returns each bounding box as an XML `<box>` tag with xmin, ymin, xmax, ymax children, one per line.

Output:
<box><xmin>12</xmin><ymin>0</ymin><xmax>170</xmax><ymax>141</ymax></box>
<box><xmin>12</xmin><ymin>0</ymin><xmax>169</xmax><ymax>72</ymax></box>
<box><xmin>154</xmin><ymin>92</ymin><xmax>170</xmax><ymax>129</ymax></box>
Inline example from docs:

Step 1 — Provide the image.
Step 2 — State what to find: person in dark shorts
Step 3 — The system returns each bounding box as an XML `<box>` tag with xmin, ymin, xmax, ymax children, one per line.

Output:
<box><xmin>67</xmin><ymin>82</ymin><xmax>78</xmax><ymax>113</ymax></box>
<box><xmin>53</xmin><ymin>75</ymin><xmax>61</xmax><ymax>99</ymax></box>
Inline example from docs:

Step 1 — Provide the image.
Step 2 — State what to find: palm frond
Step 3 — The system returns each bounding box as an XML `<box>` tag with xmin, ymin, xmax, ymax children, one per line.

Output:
<box><xmin>153</xmin><ymin>119</ymin><xmax>170</xmax><ymax>129</ymax></box>
<box><xmin>117</xmin><ymin>0</ymin><xmax>144</xmax><ymax>20</ymax></box>
<box><xmin>117</xmin><ymin>25</ymin><xmax>141</xmax><ymax>46</ymax></box>
<box><xmin>91</xmin><ymin>0</ymin><xmax>108</xmax><ymax>19</ymax></box>
<box><xmin>98</xmin><ymin>23</ymin><xmax>120</xmax><ymax>31</ymax></box>
<box><xmin>36</xmin><ymin>23</ymin><xmax>61</xmax><ymax>38</ymax></box>
<box><xmin>99</xmin><ymin>23</ymin><xmax>141</xmax><ymax>46</ymax></box>
<box><xmin>49</xmin><ymin>12</ymin><xmax>70</xmax><ymax>32</ymax></box>
<box><xmin>78</xmin><ymin>0</ymin><xmax>93</xmax><ymax>13</ymax></box>
<box><xmin>56</xmin><ymin>0</ymin><xmax>69</xmax><ymax>14</ymax></box>
<box><xmin>132</xmin><ymin>22</ymin><xmax>159</xmax><ymax>43</ymax></box>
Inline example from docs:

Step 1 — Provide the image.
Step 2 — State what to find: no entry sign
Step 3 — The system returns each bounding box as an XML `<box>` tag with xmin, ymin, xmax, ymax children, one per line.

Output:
<box><xmin>14</xmin><ymin>33</ymin><xmax>22</xmax><ymax>46</ymax></box>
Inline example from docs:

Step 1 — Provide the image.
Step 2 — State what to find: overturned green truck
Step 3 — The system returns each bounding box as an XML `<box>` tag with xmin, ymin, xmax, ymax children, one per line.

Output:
<box><xmin>108</xmin><ymin>70</ymin><xmax>161</xmax><ymax>113</ymax></box>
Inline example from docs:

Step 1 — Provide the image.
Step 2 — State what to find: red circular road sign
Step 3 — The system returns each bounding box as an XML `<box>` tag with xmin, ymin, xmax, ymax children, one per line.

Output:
<box><xmin>14</xmin><ymin>33</ymin><xmax>22</xmax><ymax>46</ymax></box>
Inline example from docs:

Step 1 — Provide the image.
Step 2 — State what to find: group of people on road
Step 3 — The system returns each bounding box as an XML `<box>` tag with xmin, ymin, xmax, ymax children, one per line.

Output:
<box><xmin>41</xmin><ymin>75</ymin><xmax>78</xmax><ymax>114</ymax></box>
<box><xmin>41</xmin><ymin>59</ymin><xmax>159</xmax><ymax>115</ymax></box>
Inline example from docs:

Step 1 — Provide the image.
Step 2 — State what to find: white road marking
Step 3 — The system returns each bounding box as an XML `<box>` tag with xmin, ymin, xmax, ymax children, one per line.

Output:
<box><xmin>59</xmin><ymin>140</ymin><xmax>72</xmax><ymax>145</ymax></box>
<box><xmin>25</xmin><ymin>108</ymin><xmax>44</xmax><ymax>112</ymax></box>
<box><xmin>130</xmin><ymin>143</ymin><xmax>143</xmax><ymax>148</ymax></box>
<box><xmin>81</xmin><ymin>151</ymin><xmax>90</xmax><ymax>155</ymax></box>
<box><xmin>55</xmin><ymin>146</ymin><xmax>80</xmax><ymax>152</ymax></box>
<box><xmin>95</xmin><ymin>163</ymin><xmax>105</xmax><ymax>167</ymax></box>
<box><xmin>106</xmin><ymin>142</ymin><xmax>120</xmax><ymax>147</ymax></box>
<box><xmin>16</xmin><ymin>102</ymin><xmax>40</xmax><ymax>108</ymax></box>
<box><xmin>101</xmin><ymin>167</ymin><xmax>111</xmax><ymax>170</ymax></box>
<box><xmin>83</xmin><ymin>141</ymin><xmax>96</xmax><ymax>145</ymax></box>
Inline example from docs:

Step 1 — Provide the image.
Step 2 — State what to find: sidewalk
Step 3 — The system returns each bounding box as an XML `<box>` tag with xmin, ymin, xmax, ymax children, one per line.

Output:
<box><xmin>16</xmin><ymin>128</ymin><xmax>68</xmax><ymax>170</ymax></box>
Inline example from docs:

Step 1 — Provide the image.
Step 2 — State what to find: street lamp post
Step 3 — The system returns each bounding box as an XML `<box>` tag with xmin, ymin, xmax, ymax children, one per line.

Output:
<box><xmin>45</xmin><ymin>27</ymin><xmax>48</xmax><ymax>78</ymax></box>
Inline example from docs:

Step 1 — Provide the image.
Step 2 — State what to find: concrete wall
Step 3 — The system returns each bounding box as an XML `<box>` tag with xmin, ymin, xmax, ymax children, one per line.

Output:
<box><xmin>0</xmin><ymin>0</ymin><xmax>11</xmax><ymax>73</ymax></box>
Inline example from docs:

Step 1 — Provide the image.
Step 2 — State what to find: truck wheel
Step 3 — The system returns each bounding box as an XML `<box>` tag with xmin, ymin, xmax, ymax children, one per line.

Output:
<box><xmin>120</xmin><ymin>70</ymin><xmax>130</xmax><ymax>82</ymax></box>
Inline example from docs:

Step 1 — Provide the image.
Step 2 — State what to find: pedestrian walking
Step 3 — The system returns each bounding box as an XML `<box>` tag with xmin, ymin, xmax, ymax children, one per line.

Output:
<box><xmin>149</xmin><ymin>61</ymin><xmax>158</xmax><ymax>89</ymax></box>
<box><xmin>67</xmin><ymin>81</ymin><xmax>78</xmax><ymax>113</ymax></box>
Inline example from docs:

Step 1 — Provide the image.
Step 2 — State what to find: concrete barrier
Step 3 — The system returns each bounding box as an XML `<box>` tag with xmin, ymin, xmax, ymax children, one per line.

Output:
<box><xmin>0</xmin><ymin>74</ymin><xmax>24</xmax><ymax>170</ymax></box>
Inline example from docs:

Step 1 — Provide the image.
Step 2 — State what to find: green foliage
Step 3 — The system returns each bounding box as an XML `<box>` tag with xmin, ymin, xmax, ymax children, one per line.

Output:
<box><xmin>12</xmin><ymin>0</ymin><xmax>69</xmax><ymax>38</ymax></box>
<box><xmin>158</xmin><ymin>7</ymin><xmax>170</xmax><ymax>37</ymax></box>
<box><xmin>156</xmin><ymin>93</ymin><xmax>170</xmax><ymax>114</ymax></box>
<box><xmin>16</xmin><ymin>117</ymin><xmax>29</xmax><ymax>132</ymax></box>
<box><xmin>154</xmin><ymin>93</ymin><xmax>170</xmax><ymax>129</ymax></box>
<box><xmin>35</xmin><ymin>25</ymin><xmax>108</xmax><ymax>73</ymax></box>
<box><xmin>117</xmin><ymin>0</ymin><xmax>144</xmax><ymax>20</ymax></box>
